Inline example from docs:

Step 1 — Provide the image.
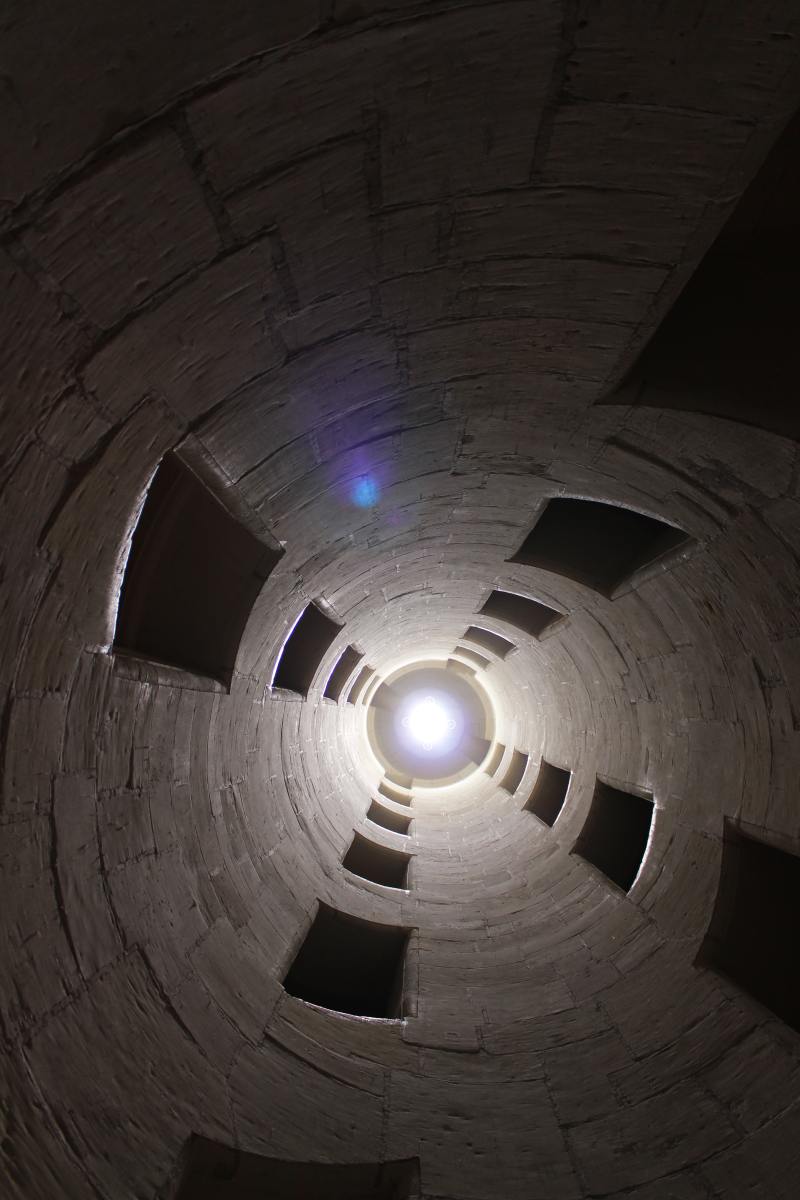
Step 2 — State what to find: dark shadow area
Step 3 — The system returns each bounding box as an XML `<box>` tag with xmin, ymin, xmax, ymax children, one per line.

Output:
<box><xmin>273</xmin><ymin>602</ymin><xmax>342</xmax><ymax>696</ymax></box>
<box><xmin>283</xmin><ymin>903</ymin><xmax>410</xmax><ymax>1019</ymax></box>
<box><xmin>499</xmin><ymin>749</ymin><xmax>528</xmax><ymax>795</ymax></box>
<box><xmin>484</xmin><ymin>742</ymin><xmax>506</xmax><ymax>777</ymax></box>
<box><xmin>601</xmin><ymin>107</ymin><xmax>800</xmax><ymax>439</ymax></box>
<box><xmin>378</xmin><ymin>781</ymin><xmax>412</xmax><ymax>807</ymax></box>
<box><xmin>324</xmin><ymin>645</ymin><xmax>363</xmax><ymax>701</ymax></box>
<box><xmin>479</xmin><ymin>589</ymin><xmax>563</xmax><ymax>638</ymax></box>
<box><xmin>343</xmin><ymin>833</ymin><xmax>410</xmax><ymax>889</ymax></box>
<box><xmin>347</xmin><ymin>664</ymin><xmax>375</xmax><ymax>704</ymax></box>
<box><xmin>510</xmin><ymin>498</ymin><xmax>688</xmax><ymax>597</ymax></box>
<box><xmin>463</xmin><ymin>625</ymin><xmax>515</xmax><ymax>658</ymax></box>
<box><xmin>697</xmin><ymin>823</ymin><xmax>800</xmax><ymax>1033</ymax></box>
<box><xmin>525</xmin><ymin>760</ymin><xmax>571</xmax><ymax>826</ymax></box>
<box><xmin>168</xmin><ymin>1134</ymin><xmax>420</xmax><ymax>1199</ymax></box>
<box><xmin>114</xmin><ymin>452</ymin><xmax>281</xmax><ymax>687</ymax></box>
<box><xmin>573</xmin><ymin>780</ymin><xmax>654</xmax><ymax>892</ymax></box>
<box><xmin>367</xmin><ymin>801</ymin><xmax>412</xmax><ymax>836</ymax></box>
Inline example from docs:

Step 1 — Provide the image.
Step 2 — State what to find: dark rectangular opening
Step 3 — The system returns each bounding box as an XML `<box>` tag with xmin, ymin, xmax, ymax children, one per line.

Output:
<box><xmin>510</xmin><ymin>498</ymin><xmax>689</xmax><ymax>597</ymax></box>
<box><xmin>463</xmin><ymin>625</ymin><xmax>515</xmax><ymax>658</ymax></box>
<box><xmin>283</xmin><ymin>902</ymin><xmax>410</xmax><ymax>1019</ymax></box>
<box><xmin>171</xmin><ymin>1134</ymin><xmax>420</xmax><ymax>1199</ymax></box>
<box><xmin>454</xmin><ymin>645</ymin><xmax>490</xmax><ymax>670</ymax></box>
<box><xmin>499</xmin><ymin>749</ymin><xmax>528</xmax><ymax>795</ymax></box>
<box><xmin>697</xmin><ymin>823</ymin><xmax>800</xmax><ymax>1033</ymax></box>
<box><xmin>273</xmin><ymin>602</ymin><xmax>342</xmax><ymax>696</ymax></box>
<box><xmin>378</xmin><ymin>780</ymin><xmax>412</xmax><ymax>807</ymax></box>
<box><xmin>525</xmin><ymin>760</ymin><xmax>571</xmax><ymax>826</ymax></box>
<box><xmin>324</xmin><ymin>644</ymin><xmax>363</xmax><ymax>702</ymax></box>
<box><xmin>347</xmin><ymin>664</ymin><xmax>374</xmax><ymax>704</ymax></box>
<box><xmin>484</xmin><ymin>742</ymin><xmax>506</xmax><ymax>777</ymax></box>
<box><xmin>114</xmin><ymin>452</ymin><xmax>281</xmax><ymax>687</ymax></box>
<box><xmin>479</xmin><ymin>589</ymin><xmax>563</xmax><ymax>639</ymax></box>
<box><xmin>602</xmin><ymin>107</ymin><xmax>800</xmax><ymax>440</ymax></box>
<box><xmin>367</xmin><ymin>801</ymin><xmax>412</xmax><ymax>836</ymax></box>
<box><xmin>573</xmin><ymin>779</ymin><xmax>654</xmax><ymax>892</ymax></box>
<box><xmin>343</xmin><ymin>832</ymin><xmax>410</xmax><ymax>889</ymax></box>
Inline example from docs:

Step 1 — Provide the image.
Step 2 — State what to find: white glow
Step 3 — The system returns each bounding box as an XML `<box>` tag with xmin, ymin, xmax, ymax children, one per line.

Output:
<box><xmin>402</xmin><ymin>696</ymin><xmax>455</xmax><ymax>751</ymax></box>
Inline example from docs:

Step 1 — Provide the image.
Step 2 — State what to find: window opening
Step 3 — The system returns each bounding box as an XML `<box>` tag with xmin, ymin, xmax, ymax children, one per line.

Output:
<box><xmin>283</xmin><ymin>903</ymin><xmax>409</xmax><ymax>1019</ymax></box>
<box><xmin>573</xmin><ymin>779</ymin><xmax>654</xmax><ymax>892</ymax></box>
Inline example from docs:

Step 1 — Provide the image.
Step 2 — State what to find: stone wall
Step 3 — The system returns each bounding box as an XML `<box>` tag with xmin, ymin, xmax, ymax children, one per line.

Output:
<box><xmin>2</xmin><ymin>4</ymin><xmax>800</xmax><ymax>1197</ymax></box>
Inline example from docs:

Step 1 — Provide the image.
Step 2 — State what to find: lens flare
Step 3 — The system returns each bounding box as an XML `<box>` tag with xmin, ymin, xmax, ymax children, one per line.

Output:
<box><xmin>351</xmin><ymin>475</ymin><xmax>379</xmax><ymax>508</ymax></box>
<box><xmin>402</xmin><ymin>696</ymin><xmax>456</xmax><ymax>752</ymax></box>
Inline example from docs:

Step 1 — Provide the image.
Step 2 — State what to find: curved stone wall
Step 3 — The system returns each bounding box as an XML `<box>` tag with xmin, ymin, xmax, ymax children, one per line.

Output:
<box><xmin>2</xmin><ymin>5</ymin><xmax>800</xmax><ymax>1198</ymax></box>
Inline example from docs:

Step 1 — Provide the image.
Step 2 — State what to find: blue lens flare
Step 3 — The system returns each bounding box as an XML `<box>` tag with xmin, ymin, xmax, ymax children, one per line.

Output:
<box><xmin>351</xmin><ymin>475</ymin><xmax>379</xmax><ymax>508</ymax></box>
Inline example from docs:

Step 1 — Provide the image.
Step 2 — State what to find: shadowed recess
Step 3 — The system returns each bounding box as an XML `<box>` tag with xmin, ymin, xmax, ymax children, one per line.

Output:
<box><xmin>367</xmin><ymin>800</ymin><xmax>412</xmax><ymax>836</ymax></box>
<box><xmin>462</xmin><ymin>625</ymin><xmax>515</xmax><ymax>658</ymax></box>
<box><xmin>484</xmin><ymin>742</ymin><xmax>506</xmax><ymax>777</ymax></box>
<box><xmin>524</xmin><ymin>760</ymin><xmax>572</xmax><ymax>826</ymax></box>
<box><xmin>348</xmin><ymin>664</ymin><xmax>375</xmax><ymax>704</ymax></box>
<box><xmin>283</xmin><ymin>904</ymin><xmax>410</xmax><ymax>1019</ymax></box>
<box><xmin>478</xmin><ymin>589</ymin><xmax>564</xmax><ymax>639</ymax></box>
<box><xmin>273</xmin><ymin>602</ymin><xmax>342</xmax><ymax>696</ymax></box>
<box><xmin>603</xmin><ymin>106</ymin><xmax>800</xmax><ymax>439</ymax></box>
<box><xmin>324</xmin><ymin>644</ymin><xmax>363</xmax><ymax>701</ymax></box>
<box><xmin>378</xmin><ymin>781</ymin><xmax>412</xmax><ymax>807</ymax></box>
<box><xmin>343</xmin><ymin>832</ymin><xmax>411</xmax><ymax>889</ymax></box>
<box><xmin>115</xmin><ymin>452</ymin><xmax>281</xmax><ymax>686</ymax></box>
<box><xmin>573</xmin><ymin>780</ymin><xmax>655</xmax><ymax>893</ymax></box>
<box><xmin>169</xmin><ymin>1135</ymin><xmax>420</xmax><ymax>1199</ymax></box>
<box><xmin>499</xmin><ymin>749</ymin><xmax>529</xmax><ymax>795</ymax></box>
<box><xmin>453</xmin><ymin>645</ymin><xmax>490</xmax><ymax>670</ymax></box>
<box><xmin>697</xmin><ymin>823</ymin><xmax>800</xmax><ymax>1033</ymax></box>
<box><xmin>509</xmin><ymin>499</ymin><xmax>690</xmax><ymax>598</ymax></box>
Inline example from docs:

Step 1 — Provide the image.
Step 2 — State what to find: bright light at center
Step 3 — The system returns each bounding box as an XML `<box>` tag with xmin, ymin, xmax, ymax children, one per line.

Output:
<box><xmin>402</xmin><ymin>696</ymin><xmax>455</xmax><ymax>751</ymax></box>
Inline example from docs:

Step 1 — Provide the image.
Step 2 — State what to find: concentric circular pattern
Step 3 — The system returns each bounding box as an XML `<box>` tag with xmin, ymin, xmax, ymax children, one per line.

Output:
<box><xmin>403</xmin><ymin>696</ymin><xmax>455</xmax><ymax>751</ymax></box>
<box><xmin>2</xmin><ymin>6</ymin><xmax>800</xmax><ymax>1200</ymax></box>
<box><xmin>366</xmin><ymin>662</ymin><xmax>494</xmax><ymax>784</ymax></box>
